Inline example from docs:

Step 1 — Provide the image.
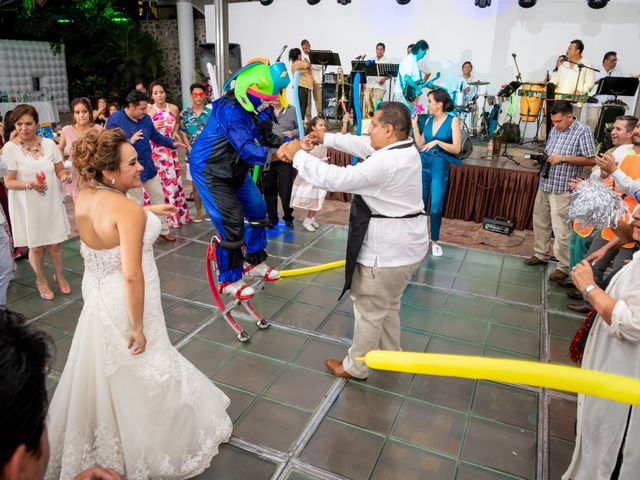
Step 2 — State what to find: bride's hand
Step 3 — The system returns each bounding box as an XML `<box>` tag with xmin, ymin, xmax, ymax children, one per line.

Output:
<box><xmin>128</xmin><ymin>329</ymin><xmax>147</xmax><ymax>355</ymax></box>
<box><xmin>144</xmin><ymin>204</ymin><xmax>178</xmax><ymax>217</ymax></box>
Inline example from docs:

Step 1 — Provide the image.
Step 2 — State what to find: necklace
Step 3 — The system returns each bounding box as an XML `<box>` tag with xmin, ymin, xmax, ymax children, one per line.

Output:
<box><xmin>96</xmin><ymin>185</ymin><xmax>125</xmax><ymax>196</ymax></box>
<box><xmin>19</xmin><ymin>139</ymin><xmax>42</xmax><ymax>153</ymax></box>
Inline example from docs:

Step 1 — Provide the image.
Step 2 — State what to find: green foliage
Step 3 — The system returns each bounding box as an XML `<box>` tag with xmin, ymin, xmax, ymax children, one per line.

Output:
<box><xmin>0</xmin><ymin>0</ymin><xmax>163</xmax><ymax>101</ymax></box>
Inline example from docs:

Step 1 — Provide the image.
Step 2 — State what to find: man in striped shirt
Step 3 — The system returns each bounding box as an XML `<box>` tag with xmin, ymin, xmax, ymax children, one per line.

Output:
<box><xmin>524</xmin><ymin>100</ymin><xmax>596</xmax><ymax>282</ymax></box>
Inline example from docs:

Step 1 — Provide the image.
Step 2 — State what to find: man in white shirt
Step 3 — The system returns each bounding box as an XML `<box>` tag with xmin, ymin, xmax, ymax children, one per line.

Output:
<box><xmin>586</xmin><ymin>51</ymin><xmax>624</xmax><ymax>130</ymax></box>
<box><xmin>281</xmin><ymin>102</ymin><xmax>428</xmax><ymax>379</ymax></box>
<box><xmin>549</xmin><ymin>39</ymin><xmax>596</xmax><ymax>119</ymax></box>
<box><xmin>362</xmin><ymin>42</ymin><xmax>388</xmax><ymax>119</ymax></box>
<box><xmin>394</xmin><ymin>39</ymin><xmax>429</xmax><ymax>108</ymax></box>
<box><xmin>452</xmin><ymin>61</ymin><xmax>479</xmax><ymax>130</ymax></box>
<box><xmin>301</xmin><ymin>39</ymin><xmax>322</xmax><ymax>120</ymax></box>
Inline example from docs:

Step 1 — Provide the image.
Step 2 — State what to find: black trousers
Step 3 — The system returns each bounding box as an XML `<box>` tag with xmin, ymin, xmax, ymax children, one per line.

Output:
<box><xmin>262</xmin><ymin>161</ymin><xmax>294</xmax><ymax>223</ymax></box>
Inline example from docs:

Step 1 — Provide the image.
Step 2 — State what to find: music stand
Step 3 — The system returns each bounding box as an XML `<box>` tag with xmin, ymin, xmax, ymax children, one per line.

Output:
<box><xmin>309</xmin><ymin>50</ymin><xmax>341</xmax><ymax>84</ymax></box>
<box><xmin>595</xmin><ymin>76</ymin><xmax>639</xmax><ymax>102</ymax></box>
<box><xmin>377</xmin><ymin>63</ymin><xmax>399</xmax><ymax>101</ymax></box>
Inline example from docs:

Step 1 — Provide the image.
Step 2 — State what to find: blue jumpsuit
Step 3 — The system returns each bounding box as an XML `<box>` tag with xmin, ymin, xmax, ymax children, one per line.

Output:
<box><xmin>190</xmin><ymin>93</ymin><xmax>283</xmax><ymax>283</ymax></box>
<box><xmin>420</xmin><ymin>114</ymin><xmax>461</xmax><ymax>242</ymax></box>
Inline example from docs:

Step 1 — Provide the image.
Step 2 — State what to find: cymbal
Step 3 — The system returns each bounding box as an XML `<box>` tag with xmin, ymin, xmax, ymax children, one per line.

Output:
<box><xmin>468</xmin><ymin>80</ymin><xmax>490</xmax><ymax>86</ymax></box>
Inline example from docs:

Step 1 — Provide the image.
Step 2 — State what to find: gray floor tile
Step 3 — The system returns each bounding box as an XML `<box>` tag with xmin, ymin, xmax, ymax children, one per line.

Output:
<box><xmin>234</xmin><ymin>398</ymin><xmax>310</xmax><ymax>451</ymax></box>
<box><xmin>243</xmin><ymin>327</ymin><xmax>308</xmax><ymax>362</ymax></box>
<box><xmin>38</xmin><ymin>301</ymin><xmax>84</xmax><ymax>333</ymax></box>
<box><xmin>213</xmin><ymin>350</ymin><xmax>283</xmax><ymax>393</ymax></box>
<box><xmin>472</xmin><ymin>382</ymin><xmax>538</xmax><ymax>430</ymax></box>
<box><xmin>328</xmin><ymin>382</ymin><xmax>403</xmax><ymax>435</ymax></box>
<box><xmin>486</xmin><ymin>324</ymin><xmax>540</xmax><ymax>358</ymax></box>
<box><xmin>265</xmin><ymin>364</ymin><xmax>335</xmax><ymax>411</ymax></box>
<box><xmin>372</xmin><ymin>440</ymin><xmax>457</xmax><ymax>480</ymax></box>
<box><xmin>497</xmin><ymin>283</ymin><xmax>541</xmax><ymax>306</ymax></box>
<box><xmin>400</xmin><ymin>303</ymin><xmax>441</xmax><ymax>334</ymax></box>
<box><xmin>301</xmin><ymin>418</ymin><xmax>385</xmax><ymax>480</ymax></box>
<box><xmin>403</xmin><ymin>284</ymin><xmax>448</xmax><ymax>309</ymax></box>
<box><xmin>293</xmin><ymin>338</ymin><xmax>349</xmax><ymax>373</ymax></box>
<box><xmin>311</xmin><ymin>268</ymin><xmax>346</xmax><ymax>289</ymax></box>
<box><xmin>295</xmin><ymin>247</ymin><xmax>343</xmax><ymax>264</ymax></box>
<box><xmin>549</xmin><ymin>436</ymin><xmax>574</xmax><ymax>480</ymax></box>
<box><xmin>462</xmin><ymin>417</ymin><xmax>536</xmax><ymax>479</ymax></box>
<box><xmin>51</xmin><ymin>336</ymin><xmax>74</xmax><ymax>373</ymax></box>
<box><xmin>273</xmin><ymin>302</ymin><xmax>330</xmax><ymax>331</ymax></box>
<box><xmin>392</xmin><ymin>398</ymin><xmax>467</xmax><ymax>456</ymax></box>
<box><xmin>217</xmin><ymin>384</ymin><xmax>255</xmax><ymax>423</ymax></box>
<box><xmin>285</xmin><ymin>470</ymin><xmax>324</xmax><ymax>480</ymax></box>
<box><xmin>492</xmin><ymin>302</ymin><xmax>539</xmax><ymax>331</ymax></box>
<box><xmin>436</xmin><ymin>312</ymin><xmax>489</xmax><ymax>344</ymax></box>
<box><xmin>178</xmin><ymin>337</ymin><xmax>235</xmax><ymax>377</ymax></box>
<box><xmin>8</xmin><ymin>291</ymin><xmax>71</xmax><ymax>319</ymax></box>
<box><xmin>295</xmin><ymin>284</ymin><xmax>342</xmax><ymax>309</ymax></box>
<box><xmin>413</xmin><ymin>268</ymin><xmax>457</xmax><ymax>289</ymax></box>
<box><xmin>264</xmin><ymin>278</ymin><xmax>308</xmax><ymax>300</ymax></box>
<box><xmin>464</xmin><ymin>250</ymin><xmax>505</xmax><ymax>267</ymax></box>
<box><xmin>163</xmin><ymin>301</ymin><xmax>214</xmax><ymax>333</ymax></box>
<box><xmin>453</xmin><ymin>275</ymin><xmax>499</xmax><ymax>297</ymax></box>
<box><xmin>160</xmin><ymin>273</ymin><xmax>208</xmax><ymax>298</ymax></box>
<box><xmin>318</xmin><ymin>311</ymin><xmax>354</xmax><ymax>339</ymax></box>
<box><xmin>455</xmin><ymin>463</ymin><xmax>519</xmax><ymax>479</ymax></box>
<box><xmin>549</xmin><ymin>397</ymin><xmax>577</xmax><ymax>442</ymax></box>
<box><xmin>364</xmin><ymin>370</ymin><xmax>415</xmax><ymax>395</ymax></box>
<box><xmin>409</xmin><ymin>374</ymin><xmax>476</xmax><ymax>413</ymax></box>
<box><xmin>443</xmin><ymin>293</ymin><xmax>494</xmax><ymax>322</ymax></box>
<box><xmin>195</xmin><ymin>444</ymin><xmax>278</xmax><ymax>479</ymax></box>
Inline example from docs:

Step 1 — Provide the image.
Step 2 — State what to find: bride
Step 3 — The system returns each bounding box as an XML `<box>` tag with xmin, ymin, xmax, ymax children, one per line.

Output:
<box><xmin>46</xmin><ymin>129</ymin><xmax>232</xmax><ymax>479</ymax></box>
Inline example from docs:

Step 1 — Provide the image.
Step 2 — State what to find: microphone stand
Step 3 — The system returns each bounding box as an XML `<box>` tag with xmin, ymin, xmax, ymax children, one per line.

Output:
<box><xmin>564</xmin><ymin>58</ymin><xmax>600</xmax><ymax>99</ymax></box>
<box><xmin>511</xmin><ymin>54</ymin><xmax>523</xmax><ymax>83</ymax></box>
<box><xmin>275</xmin><ymin>45</ymin><xmax>287</xmax><ymax>63</ymax></box>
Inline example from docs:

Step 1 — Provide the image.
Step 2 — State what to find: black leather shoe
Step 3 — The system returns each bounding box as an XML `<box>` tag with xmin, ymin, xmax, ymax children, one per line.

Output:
<box><xmin>566</xmin><ymin>289</ymin><xmax>583</xmax><ymax>300</ymax></box>
<box><xmin>557</xmin><ymin>278</ymin><xmax>575</xmax><ymax>288</ymax></box>
<box><xmin>568</xmin><ymin>303</ymin><xmax>591</xmax><ymax>314</ymax></box>
<box><xmin>285</xmin><ymin>220</ymin><xmax>294</xmax><ymax>229</ymax></box>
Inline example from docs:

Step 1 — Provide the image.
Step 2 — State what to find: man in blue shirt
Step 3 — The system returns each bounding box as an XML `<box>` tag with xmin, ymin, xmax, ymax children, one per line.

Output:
<box><xmin>106</xmin><ymin>90</ymin><xmax>183</xmax><ymax>241</ymax></box>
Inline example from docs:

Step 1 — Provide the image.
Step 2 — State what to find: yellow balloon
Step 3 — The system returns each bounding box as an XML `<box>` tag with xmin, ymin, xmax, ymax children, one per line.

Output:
<box><xmin>357</xmin><ymin>351</ymin><xmax>640</xmax><ymax>405</ymax></box>
<box><xmin>279</xmin><ymin>260</ymin><xmax>346</xmax><ymax>277</ymax></box>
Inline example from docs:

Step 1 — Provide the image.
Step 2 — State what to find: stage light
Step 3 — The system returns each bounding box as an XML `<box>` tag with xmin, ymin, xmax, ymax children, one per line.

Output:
<box><xmin>587</xmin><ymin>0</ymin><xmax>609</xmax><ymax>8</ymax></box>
<box><xmin>259</xmin><ymin>0</ymin><xmax>273</xmax><ymax>5</ymax></box>
<box><xmin>475</xmin><ymin>0</ymin><xmax>491</xmax><ymax>7</ymax></box>
<box><xmin>307</xmin><ymin>0</ymin><xmax>321</xmax><ymax>4</ymax></box>
<box><xmin>397</xmin><ymin>0</ymin><xmax>412</xmax><ymax>4</ymax></box>
<box><xmin>518</xmin><ymin>0</ymin><xmax>536</xmax><ymax>7</ymax></box>
<box><xmin>337</xmin><ymin>0</ymin><xmax>351</xmax><ymax>4</ymax></box>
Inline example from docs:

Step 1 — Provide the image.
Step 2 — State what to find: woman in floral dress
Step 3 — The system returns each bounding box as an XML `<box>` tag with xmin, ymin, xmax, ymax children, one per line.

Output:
<box><xmin>147</xmin><ymin>81</ymin><xmax>192</xmax><ymax>227</ymax></box>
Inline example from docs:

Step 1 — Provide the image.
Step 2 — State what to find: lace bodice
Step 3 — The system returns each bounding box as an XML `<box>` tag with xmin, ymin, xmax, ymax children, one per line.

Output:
<box><xmin>80</xmin><ymin>211</ymin><xmax>161</xmax><ymax>279</ymax></box>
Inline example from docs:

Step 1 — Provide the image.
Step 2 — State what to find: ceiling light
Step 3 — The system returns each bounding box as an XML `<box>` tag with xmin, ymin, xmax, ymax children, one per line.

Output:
<box><xmin>337</xmin><ymin>0</ymin><xmax>351</xmax><ymax>5</ymax></box>
<box><xmin>259</xmin><ymin>0</ymin><xmax>273</xmax><ymax>5</ymax></box>
<box><xmin>475</xmin><ymin>0</ymin><xmax>491</xmax><ymax>7</ymax></box>
<box><xmin>518</xmin><ymin>0</ymin><xmax>536</xmax><ymax>7</ymax></box>
<box><xmin>587</xmin><ymin>0</ymin><xmax>609</xmax><ymax>8</ymax></box>
<box><xmin>397</xmin><ymin>0</ymin><xmax>411</xmax><ymax>4</ymax></box>
<box><xmin>307</xmin><ymin>0</ymin><xmax>321</xmax><ymax>4</ymax></box>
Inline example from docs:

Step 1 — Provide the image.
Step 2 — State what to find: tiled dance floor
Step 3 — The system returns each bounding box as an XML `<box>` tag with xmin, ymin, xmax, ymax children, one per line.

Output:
<box><xmin>11</xmin><ymin>220</ymin><xmax>583</xmax><ymax>480</ymax></box>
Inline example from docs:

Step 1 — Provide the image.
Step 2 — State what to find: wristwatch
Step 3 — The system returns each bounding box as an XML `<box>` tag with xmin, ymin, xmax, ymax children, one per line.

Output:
<box><xmin>560</xmin><ymin>154</ymin><xmax>568</xmax><ymax>163</ymax></box>
<box><xmin>582</xmin><ymin>284</ymin><xmax>598</xmax><ymax>302</ymax></box>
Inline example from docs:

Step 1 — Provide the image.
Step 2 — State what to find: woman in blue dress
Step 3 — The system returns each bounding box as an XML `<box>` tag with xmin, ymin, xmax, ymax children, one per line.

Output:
<box><xmin>412</xmin><ymin>88</ymin><xmax>461</xmax><ymax>257</ymax></box>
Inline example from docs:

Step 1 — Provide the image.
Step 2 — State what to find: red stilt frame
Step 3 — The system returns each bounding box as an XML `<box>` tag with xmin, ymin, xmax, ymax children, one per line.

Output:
<box><xmin>205</xmin><ymin>236</ymin><xmax>269</xmax><ymax>342</ymax></box>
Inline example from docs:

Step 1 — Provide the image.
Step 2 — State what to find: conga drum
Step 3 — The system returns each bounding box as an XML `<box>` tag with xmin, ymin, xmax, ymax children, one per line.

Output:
<box><xmin>519</xmin><ymin>83</ymin><xmax>546</xmax><ymax>122</ymax></box>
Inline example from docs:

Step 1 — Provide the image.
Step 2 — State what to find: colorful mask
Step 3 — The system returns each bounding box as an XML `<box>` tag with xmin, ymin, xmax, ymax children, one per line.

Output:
<box><xmin>223</xmin><ymin>57</ymin><xmax>290</xmax><ymax>113</ymax></box>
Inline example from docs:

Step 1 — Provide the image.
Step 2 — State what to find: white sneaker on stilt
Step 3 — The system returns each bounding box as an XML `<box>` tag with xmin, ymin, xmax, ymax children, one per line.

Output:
<box><xmin>303</xmin><ymin>218</ymin><xmax>316</xmax><ymax>232</ymax></box>
<box><xmin>431</xmin><ymin>243</ymin><xmax>443</xmax><ymax>257</ymax></box>
<box><xmin>220</xmin><ymin>280</ymin><xmax>255</xmax><ymax>300</ymax></box>
<box><xmin>244</xmin><ymin>262</ymin><xmax>280</xmax><ymax>282</ymax></box>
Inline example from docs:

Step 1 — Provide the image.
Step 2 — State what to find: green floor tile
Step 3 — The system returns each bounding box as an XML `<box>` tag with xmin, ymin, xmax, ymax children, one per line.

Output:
<box><xmin>486</xmin><ymin>324</ymin><xmax>540</xmax><ymax>358</ymax></box>
<box><xmin>497</xmin><ymin>283</ymin><xmax>541</xmax><ymax>305</ymax></box>
<box><xmin>443</xmin><ymin>293</ymin><xmax>494</xmax><ymax>322</ymax></box>
<box><xmin>491</xmin><ymin>302</ymin><xmax>540</xmax><ymax>331</ymax></box>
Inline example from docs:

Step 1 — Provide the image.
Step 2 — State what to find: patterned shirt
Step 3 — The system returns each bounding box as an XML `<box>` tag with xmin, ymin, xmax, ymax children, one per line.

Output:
<box><xmin>541</xmin><ymin>120</ymin><xmax>596</xmax><ymax>194</ymax></box>
<box><xmin>180</xmin><ymin>105</ymin><xmax>212</xmax><ymax>149</ymax></box>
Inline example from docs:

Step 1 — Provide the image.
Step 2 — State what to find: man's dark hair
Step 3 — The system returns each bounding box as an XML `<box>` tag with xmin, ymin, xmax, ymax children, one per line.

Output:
<box><xmin>603</xmin><ymin>51</ymin><xmax>617</xmax><ymax>62</ymax></box>
<box><xmin>616</xmin><ymin>115</ymin><xmax>638</xmax><ymax>132</ymax></box>
<box><xmin>550</xmin><ymin>100</ymin><xmax>573</xmax><ymax>115</ymax></box>
<box><xmin>301</xmin><ymin>39</ymin><xmax>310</xmax><ymax>47</ymax></box>
<box><xmin>377</xmin><ymin>102</ymin><xmax>411</xmax><ymax>140</ymax></box>
<box><xmin>125</xmin><ymin>89</ymin><xmax>150</xmax><ymax>107</ymax></box>
<box><xmin>570</xmin><ymin>39</ymin><xmax>584</xmax><ymax>54</ymax></box>
<box><xmin>189</xmin><ymin>83</ymin><xmax>206</xmax><ymax>93</ymax></box>
<box><xmin>0</xmin><ymin>309</ymin><xmax>52</xmax><ymax>469</ymax></box>
<box><xmin>462</xmin><ymin>61</ymin><xmax>473</xmax><ymax>69</ymax></box>
<box><xmin>376</xmin><ymin>42</ymin><xmax>386</xmax><ymax>50</ymax></box>
<box><xmin>407</xmin><ymin>43</ymin><xmax>414</xmax><ymax>51</ymax></box>
<box><xmin>411</xmin><ymin>40</ymin><xmax>429</xmax><ymax>55</ymax></box>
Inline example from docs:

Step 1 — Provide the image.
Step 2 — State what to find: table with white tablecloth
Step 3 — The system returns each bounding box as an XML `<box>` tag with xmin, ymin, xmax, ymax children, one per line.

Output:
<box><xmin>0</xmin><ymin>101</ymin><xmax>60</xmax><ymax>124</ymax></box>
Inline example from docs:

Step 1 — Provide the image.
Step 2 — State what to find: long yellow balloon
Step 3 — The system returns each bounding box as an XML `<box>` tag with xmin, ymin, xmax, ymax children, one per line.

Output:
<box><xmin>279</xmin><ymin>260</ymin><xmax>346</xmax><ymax>277</ymax></box>
<box><xmin>357</xmin><ymin>351</ymin><xmax>640</xmax><ymax>405</ymax></box>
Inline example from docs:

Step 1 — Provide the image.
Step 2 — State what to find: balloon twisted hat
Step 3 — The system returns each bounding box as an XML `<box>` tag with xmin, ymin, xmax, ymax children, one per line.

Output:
<box><xmin>223</xmin><ymin>57</ymin><xmax>291</xmax><ymax>112</ymax></box>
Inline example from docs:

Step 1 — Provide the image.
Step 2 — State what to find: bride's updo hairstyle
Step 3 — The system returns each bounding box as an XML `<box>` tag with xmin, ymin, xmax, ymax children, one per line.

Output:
<box><xmin>72</xmin><ymin>128</ymin><xmax>128</xmax><ymax>186</ymax></box>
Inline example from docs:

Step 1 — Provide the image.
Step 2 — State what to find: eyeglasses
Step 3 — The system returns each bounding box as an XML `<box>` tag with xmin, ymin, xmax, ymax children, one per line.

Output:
<box><xmin>191</xmin><ymin>92</ymin><xmax>205</xmax><ymax>98</ymax></box>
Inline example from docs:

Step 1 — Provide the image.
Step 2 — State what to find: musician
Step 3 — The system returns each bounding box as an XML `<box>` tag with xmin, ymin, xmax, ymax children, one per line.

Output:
<box><xmin>362</xmin><ymin>42</ymin><xmax>388</xmax><ymax>118</ymax></box>
<box><xmin>452</xmin><ymin>61</ymin><xmax>479</xmax><ymax>130</ymax></box>
<box><xmin>394</xmin><ymin>39</ymin><xmax>429</xmax><ymax>108</ymax></box>
<box><xmin>585</xmin><ymin>51</ymin><xmax>624</xmax><ymax>130</ymax></box>
<box><xmin>301</xmin><ymin>39</ymin><xmax>322</xmax><ymax>120</ymax></box>
<box><xmin>549</xmin><ymin>39</ymin><xmax>596</xmax><ymax>119</ymax></box>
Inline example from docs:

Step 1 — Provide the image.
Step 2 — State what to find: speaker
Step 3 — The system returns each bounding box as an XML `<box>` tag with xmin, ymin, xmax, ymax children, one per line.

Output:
<box><xmin>199</xmin><ymin>43</ymin><xmax>242</xmax><ymax>77</ymax></box>
<box><xmin>322</xmin><ymin>83</ymin><xmax>349</xmax><ymax>120</ymax></box>
<box><xmin>595</xmin><ymin>103</ymin><xmax>626</xmax><ymax>153</ymax></box>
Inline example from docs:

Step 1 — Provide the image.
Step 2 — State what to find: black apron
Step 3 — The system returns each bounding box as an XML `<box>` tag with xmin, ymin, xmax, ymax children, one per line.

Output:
<box><xmin>339</xmin><ymin>141</ymin><xmax>425</xmax><ymax>299</ymax></box>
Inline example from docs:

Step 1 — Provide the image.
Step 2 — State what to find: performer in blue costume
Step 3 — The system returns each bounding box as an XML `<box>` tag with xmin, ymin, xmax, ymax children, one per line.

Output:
<box><xmin>412</xmin><ymin>88</ymin><xmax>461</xmax><ymax>257</ymax></box>
<box><xmin>190</xmin><ymin>58</ymin><xmax>290</xmax><ymax>298</ymax></box>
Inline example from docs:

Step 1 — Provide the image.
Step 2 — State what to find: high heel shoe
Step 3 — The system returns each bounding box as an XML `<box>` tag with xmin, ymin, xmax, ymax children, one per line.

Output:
<box><xmin>53</xmin><ymin>275</ymin><xmax>71</xmax><ymax>295</ymax></box>
<box><xmin>36</xmin><ymin>281</ymin><xmax>55</xmax><ymax>300</ymax></box>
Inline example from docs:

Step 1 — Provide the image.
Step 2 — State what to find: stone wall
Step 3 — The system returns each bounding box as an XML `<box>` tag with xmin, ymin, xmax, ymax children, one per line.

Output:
<box><xmin>139</xmin><ymin>19</ymin><xmax>206</xmax><ymax>107</ymax></box>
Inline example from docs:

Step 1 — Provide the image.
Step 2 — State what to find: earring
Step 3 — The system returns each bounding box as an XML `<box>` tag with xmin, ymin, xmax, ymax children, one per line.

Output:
<box><xmin>111</xmin><ymin>177</ymin><xmax>116</xmax><ymax>185</ymax></box>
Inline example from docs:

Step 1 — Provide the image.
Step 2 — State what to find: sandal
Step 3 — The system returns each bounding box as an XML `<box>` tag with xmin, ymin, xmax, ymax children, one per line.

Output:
<box><xmin>53</xmin><ymin>275</ymin><xmax>71</xmax><ymax>295</ymax></box>
<box><xmin>36</xmin><ymin>281</ymin><xmax>55</xmax><ymax>300</ymax></box>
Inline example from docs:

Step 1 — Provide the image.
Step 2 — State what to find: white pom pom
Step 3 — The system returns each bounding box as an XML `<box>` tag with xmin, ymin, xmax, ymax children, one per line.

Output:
<box><xmin>568</xmin><ymin>180</ymin><xmax>630</xmax><ymax>229</ymax></box>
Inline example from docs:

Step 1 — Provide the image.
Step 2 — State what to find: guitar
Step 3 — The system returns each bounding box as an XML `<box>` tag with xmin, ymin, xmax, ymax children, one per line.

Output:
<box><xmin>403</xmin><ymin>72</ymin><xmax>441</xmax><ymax>103</ymax></box>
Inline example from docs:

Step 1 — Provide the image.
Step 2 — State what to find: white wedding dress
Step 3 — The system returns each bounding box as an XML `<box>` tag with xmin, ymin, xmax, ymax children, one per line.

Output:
<box><xmin>46</xmin><ymin>212</ymin><xmax>232</xmax><ymax>480</ymax></box>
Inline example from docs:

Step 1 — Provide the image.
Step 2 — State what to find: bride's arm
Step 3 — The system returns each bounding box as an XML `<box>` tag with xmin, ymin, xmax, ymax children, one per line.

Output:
<box><xmin>118</xmin><ymin>204</ymin><xmax>147</xmax><ymax>355</ymax></box>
